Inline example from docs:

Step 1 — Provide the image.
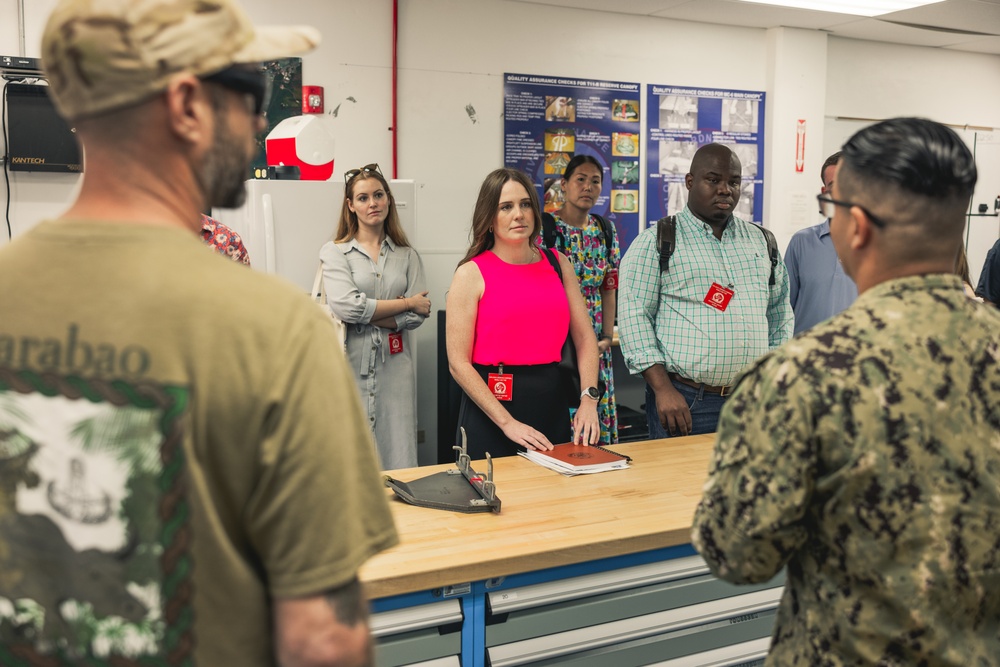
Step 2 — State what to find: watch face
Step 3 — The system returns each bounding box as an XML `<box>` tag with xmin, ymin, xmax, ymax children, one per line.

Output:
<box><xmin>585</xmin><ymin>387</ymin><xmax>600</xmax><ymax>399</ymax></box>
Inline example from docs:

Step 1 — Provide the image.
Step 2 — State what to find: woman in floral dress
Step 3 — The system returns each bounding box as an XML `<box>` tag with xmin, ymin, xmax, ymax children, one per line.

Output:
<box><xmin>543</xmin><ymin>155</ymin><xmax>621</xmax><ymax>443</ymax></box>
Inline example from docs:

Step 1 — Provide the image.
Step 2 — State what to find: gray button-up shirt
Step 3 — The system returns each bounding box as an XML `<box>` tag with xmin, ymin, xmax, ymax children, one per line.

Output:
<box><xmin>320</xmin><ymin>236</ymin><xmax>427</xmax><ymax>469</ymax></box>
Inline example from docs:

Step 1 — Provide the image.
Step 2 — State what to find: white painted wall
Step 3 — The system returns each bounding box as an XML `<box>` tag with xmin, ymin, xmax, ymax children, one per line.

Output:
<box><xmin>3</xmin><ymin>0</ymin><xmax>999</xmax><ymax>462</ymax></box>
<box><xmin>824</xmin><ymin>36</ymin><xmax>1000</xmax><ymax>285</ymax></box>
<box><xmin>0</xmin><ymin>0</ymin><xmax>18</xmax><ymax>54</ymax></box>
<box><xmin>762</xmin><ymin>27</ymin><xmax>828</xmax><ymax>253</ymax></box>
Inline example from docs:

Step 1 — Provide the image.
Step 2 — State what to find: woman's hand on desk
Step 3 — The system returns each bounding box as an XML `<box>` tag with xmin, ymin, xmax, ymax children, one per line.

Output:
<box><xmin>573</xmin><ymin>399</ymin><xmax>600</xmax><ymax>445</ymax></box>
<box><xmin>502</xmin><ymin>419</ymin><xmax>554</xmax><ymax>451</ymax></box>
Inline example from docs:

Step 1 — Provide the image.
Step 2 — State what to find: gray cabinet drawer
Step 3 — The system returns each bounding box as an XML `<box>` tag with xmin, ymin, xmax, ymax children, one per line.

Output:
<box><xmin>372</xmin><ymin>600</ymin><xmax>462</xmax><ymax>667</ymax></box>
<box><xmin>487</xmin><ymin>586</ymin><xmax>782</xmax><ymax>667</ymax></box>
<box><xmin>400</xmin><ymin>658</ymin><xmax>461</xmax><ymax>667</ymax></box>
<box><xmin>647</xmin><ymin>636</ymin><xmax>769</xmax><ymax>666</ymax></box>
<box><xmin>486</xmin><ymin>556</ymin><xmax>785</xmax><ymax>646</ymax></box>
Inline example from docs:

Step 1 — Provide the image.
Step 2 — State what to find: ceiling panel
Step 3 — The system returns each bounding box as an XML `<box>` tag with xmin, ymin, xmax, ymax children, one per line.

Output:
<box><xmin>943</xmin><ymin>35</ymin><xmax>1000</xmax><ymax>52</ymax></box>
<box><xmin>508</xmin><ymin>0</ymin><xmax>691</xmax><ymax>15</ymax></box>
<box><xmin>878</xmin><ymin>0</ymin><xmax>1000</xmax><ymax>34</ymax></box>
<box><xmin>833</xmin><ymin>16</ymin><xmax>993</xmax><ymax>46</ymax></box>
<box><xmin>508</xmin><ymin>0</ymin><xmax>1000</xmax><ymax>54</ymax></box>
<box><xmin>649</xmin><ymin>0</ymin><xmax>863</xmax><ymax>30</ymax></box>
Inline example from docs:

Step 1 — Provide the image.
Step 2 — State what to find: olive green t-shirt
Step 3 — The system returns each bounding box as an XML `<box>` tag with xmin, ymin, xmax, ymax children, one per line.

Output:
<box><xmin>0</xmin><ymin>220</ymin><xmax>398</xmax><ymax>665</ymax></box>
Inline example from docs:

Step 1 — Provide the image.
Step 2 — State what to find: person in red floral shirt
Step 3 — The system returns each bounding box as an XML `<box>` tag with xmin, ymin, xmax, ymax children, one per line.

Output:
<box><xmin>201</xmin><ymin>214</ymin><xmax>250</xmax><ymax>265</ymax></box>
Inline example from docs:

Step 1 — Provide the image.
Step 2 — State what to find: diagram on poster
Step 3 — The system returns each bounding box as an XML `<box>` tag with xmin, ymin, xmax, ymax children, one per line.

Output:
<box><xmin>504</xmin><ymin>73</ymin><xmax>642</xmax><ymax>251</ymax></box>
<box><xmin>646</xmin><ymin>85</ymin><xmax>765</xmax><ymax>227</ymax></box>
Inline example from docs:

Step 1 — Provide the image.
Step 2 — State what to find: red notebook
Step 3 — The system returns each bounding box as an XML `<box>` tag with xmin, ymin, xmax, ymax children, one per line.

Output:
<box><xmin>521</xmin><ymin>443</ymin><xmax>631</xmax><ymax>475</ymax></box>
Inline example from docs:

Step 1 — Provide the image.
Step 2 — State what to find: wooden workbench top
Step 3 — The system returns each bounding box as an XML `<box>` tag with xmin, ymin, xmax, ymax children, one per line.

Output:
<box><xmin>359</xmin><ymin>435</ymin><xmax>715</xmax><ymax>599</ymax></box>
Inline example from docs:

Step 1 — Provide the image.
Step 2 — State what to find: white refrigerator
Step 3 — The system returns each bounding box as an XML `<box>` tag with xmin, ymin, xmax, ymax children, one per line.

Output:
<box><xmin>212</xmin><ymin>178</ymin><xmax>418</xmax><ymax>293</ymax></box>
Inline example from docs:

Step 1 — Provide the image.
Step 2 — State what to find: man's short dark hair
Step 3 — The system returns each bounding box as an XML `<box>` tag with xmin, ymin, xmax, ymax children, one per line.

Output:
<box><xmin>841</xmin><ymin>118</ymin><xmax>977</xmax><ymax>201</ymax></box>
<box><xmin>820</xmin><ymin>151</ymin><xmax>841</xmax><ymax>184</ymax></box>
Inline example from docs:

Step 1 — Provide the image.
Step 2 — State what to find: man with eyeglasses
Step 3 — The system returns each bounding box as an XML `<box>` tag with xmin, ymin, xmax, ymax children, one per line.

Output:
<box><xmin>693</xmin><ymin>117</ymin><xmax>1000</xmax><ymax>665</ymax></box>
<box><xmin>783</xmin><ymin>151</ymin><xmax>858</xmax><ymax>334</ymax></box>
<box><xmin>0</xmin><ymin>1</ymin><xmax>397</xmax><ymax>665</ymax></box>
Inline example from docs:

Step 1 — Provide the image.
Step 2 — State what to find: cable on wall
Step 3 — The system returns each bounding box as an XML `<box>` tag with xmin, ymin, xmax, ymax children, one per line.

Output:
<box><xmin>3</xmin><ymin>80</ymin><xmax>12</xmax><ymax>240</ymax></box>
<box><xmin>967</xmin><ymin>131</ymin><xmax>977</xmax><ymax>249</ymax></box>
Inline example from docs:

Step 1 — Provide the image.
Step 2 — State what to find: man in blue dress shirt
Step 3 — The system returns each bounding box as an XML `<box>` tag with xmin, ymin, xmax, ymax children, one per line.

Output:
<box><xmin>975</xmin><ymin>237</ymin><xmax>1000</xmax><ymax>306</ymax></box>
<box><xmin>783</xmin><ymin>152</ymin><xmax>858</xmax><ymax>334</ymax></box>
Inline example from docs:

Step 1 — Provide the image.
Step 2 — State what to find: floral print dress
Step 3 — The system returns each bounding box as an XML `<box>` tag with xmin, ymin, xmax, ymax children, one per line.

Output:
<box><xmin>546</xmin><ymin>214</ymin><xmax>621</xmax><ymax>443</ymax></box>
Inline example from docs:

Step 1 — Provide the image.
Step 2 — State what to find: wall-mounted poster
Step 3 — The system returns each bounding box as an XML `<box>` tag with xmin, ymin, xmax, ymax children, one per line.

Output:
<box><xmin>504</xmin><ymin>73</ymin><xmax>642</xmax><ymax>251</ymax></box>
<box><xmin>645</xmin><ymin>85</ymin><xmax>765</xmax><ymax>228</ymax></box>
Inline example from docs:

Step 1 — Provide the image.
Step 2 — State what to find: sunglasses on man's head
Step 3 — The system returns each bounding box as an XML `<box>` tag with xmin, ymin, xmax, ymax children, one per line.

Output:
<box><xmin>345</xmin><ymin>163</ymin><xmax>383</xmax><ymax>185</ymax></box>
<box><xmin>201</xmin><ymin>65</ymin><xmax>271</xmax><ymax>117</ymax></box>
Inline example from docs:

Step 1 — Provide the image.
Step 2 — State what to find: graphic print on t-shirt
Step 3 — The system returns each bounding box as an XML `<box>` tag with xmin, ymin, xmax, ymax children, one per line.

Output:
<box><xmin>0</xmin><ymin>369</ymin><xmax>191</xmax><ymax>664</ymax></box>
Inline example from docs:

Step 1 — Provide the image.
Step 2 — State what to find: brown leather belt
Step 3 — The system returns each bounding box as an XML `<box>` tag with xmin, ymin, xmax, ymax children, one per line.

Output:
<box><xmin>669</xmin><ymin>373</ymin><xmax>732</xmax><ymax>396</ymax></box>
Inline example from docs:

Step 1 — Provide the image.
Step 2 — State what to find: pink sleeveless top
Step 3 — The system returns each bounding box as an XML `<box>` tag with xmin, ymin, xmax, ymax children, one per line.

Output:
<box><xmin>470</xmin><ymin>249</ymin><xmax>570</xmax><ymax>365</ymax></box>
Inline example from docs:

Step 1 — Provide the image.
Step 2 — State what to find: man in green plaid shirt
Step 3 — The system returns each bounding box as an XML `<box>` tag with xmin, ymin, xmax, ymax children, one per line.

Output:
<box><xmin>619</xmin><ymin>143</ymin><xmax>793</xmax><ymax>438</ymax></box>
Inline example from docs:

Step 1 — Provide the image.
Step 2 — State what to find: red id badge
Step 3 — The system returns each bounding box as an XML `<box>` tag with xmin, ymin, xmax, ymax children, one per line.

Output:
<box><xmin>602</xmin><ymin>268</ymin><xmax>619</xmax><ymax>290</ymax></box>
<box><xmin>488</xmin><ymin>373</ymin><xmax>513</xmax><ymax>401</ymax></box>
<box><xmin>704</xmin><ymin>283</ymin><xmax>735</xmax><ymax>312</ymax></box>
<box><xmin>388</xmin><ymin>332</ymin><xmax>404</xmax><ymax>355</ymax></box>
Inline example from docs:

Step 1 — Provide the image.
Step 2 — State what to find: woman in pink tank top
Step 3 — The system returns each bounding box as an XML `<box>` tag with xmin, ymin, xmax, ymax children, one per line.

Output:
<box><xmin>445</xmin><ymin>168</ymin><xmax>600</xmax><ymax>459</ymax></box>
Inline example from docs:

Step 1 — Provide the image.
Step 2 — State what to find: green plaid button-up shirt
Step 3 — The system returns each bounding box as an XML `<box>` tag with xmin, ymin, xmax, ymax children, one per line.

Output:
<box><xmin>618</xmin><ymin>207</ymin><xmax>793</xmax><ymax>386</ymax></box>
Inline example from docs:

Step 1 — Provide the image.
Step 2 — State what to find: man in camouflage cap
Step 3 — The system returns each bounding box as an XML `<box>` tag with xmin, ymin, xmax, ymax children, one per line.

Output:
<box><xmin>692</xmin><ymin>117</ymin><xmax>1000</xmax><ymax>665</ymax></box>
<box><xmin>0</xmin><ymin>1</ymin><xmax>397</xmax><ymax>665</ymax></box>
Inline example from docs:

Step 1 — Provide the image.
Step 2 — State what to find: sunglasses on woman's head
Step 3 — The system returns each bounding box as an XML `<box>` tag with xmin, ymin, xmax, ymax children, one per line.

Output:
<box><xmin>344</xmin><ymin>163</ymin><xmax>383</xmax><ymax>185</ymax></box>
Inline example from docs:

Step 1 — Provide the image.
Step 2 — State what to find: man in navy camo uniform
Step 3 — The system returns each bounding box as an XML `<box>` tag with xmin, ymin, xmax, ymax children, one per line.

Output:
<box><xmin>693</xmin><ymin>117</ymin><xmax>1000</xmax><ymax>666</ymax></box>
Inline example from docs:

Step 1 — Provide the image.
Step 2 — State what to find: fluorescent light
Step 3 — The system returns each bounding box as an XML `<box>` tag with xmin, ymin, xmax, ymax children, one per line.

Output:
<box><xmin>735</xmin><ymin>0</ymin><xmax>945</xmax><ymax>17</ymax></box>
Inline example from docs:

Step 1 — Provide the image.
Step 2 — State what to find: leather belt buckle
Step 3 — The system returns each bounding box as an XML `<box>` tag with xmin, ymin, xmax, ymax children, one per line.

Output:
<box><xmin>719</xmin><ymin>385</ymin><xmax>732</xmax><ymax>397</ymax></box>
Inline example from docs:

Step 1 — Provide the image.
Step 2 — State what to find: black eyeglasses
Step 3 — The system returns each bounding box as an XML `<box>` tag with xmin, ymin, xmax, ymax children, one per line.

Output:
<box><xmin>202</xmin><ymin>65</ymin><xmax>271</xmax><ymax>117</ymax></box>
<box><xmin>816</xmin><ymin>194</ymin><xmax>889</xmax><ymax>228</ymax></box>
<box><xmin>344</xmin><ymin>163</ymin><xmax>383</xmax><ymax>185</ymax></box>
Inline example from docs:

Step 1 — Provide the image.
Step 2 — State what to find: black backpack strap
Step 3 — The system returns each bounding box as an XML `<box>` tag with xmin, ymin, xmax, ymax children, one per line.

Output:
<box><xmin>751</xmin><ymin>223</ymin><xmax>779</xmax><ymax>286</ymax></box>
<box><xmin>541</xmin><ymin>212</ymin><xmax>558</xmax><ymax>250</ymax></box>
<box><xmin>652</xmin><ymin>215</ymin><xmax>776</xmax><ymax>285</ymax></box>
<box><xmin>542</xmin><ymin>246</ymin><xmax>562</xmax><ymax>279</ymax></box>
<box><xmin>656</xmin><ymin>215</ymin><xmax>676</xmax><ymax>273</ymax></box>
<box><xmin>591</xmin><ymin>213</ymin><xmax>615</xmax><ymax>257</ymax></box>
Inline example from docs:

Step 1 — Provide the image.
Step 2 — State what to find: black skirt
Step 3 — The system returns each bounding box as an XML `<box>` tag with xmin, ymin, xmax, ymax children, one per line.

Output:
<box><xmin>457</xmin><ymin>362</ymin><xmax>572</xmax><ymax>460</ymax></box>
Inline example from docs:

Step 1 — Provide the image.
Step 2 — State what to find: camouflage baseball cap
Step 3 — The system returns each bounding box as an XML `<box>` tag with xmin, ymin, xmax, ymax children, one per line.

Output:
<box><xmin>42</xmin><ymin>0</ymin><xmax>320</xmax><ymax>120</ymax></box>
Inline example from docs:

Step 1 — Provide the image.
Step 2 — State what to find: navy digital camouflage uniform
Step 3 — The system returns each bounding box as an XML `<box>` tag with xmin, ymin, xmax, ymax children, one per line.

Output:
<box><xmin>692</xmin><ymin>274</ymin><xmax>1000</xmax><ymax>666</ymax></box>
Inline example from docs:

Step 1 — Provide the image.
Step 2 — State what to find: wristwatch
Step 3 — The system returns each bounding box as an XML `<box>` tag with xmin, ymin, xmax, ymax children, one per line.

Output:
<box><xmin>580</xmin><ymin>386</ymin><xmax>600</xmax><ymax>400</ymax></box>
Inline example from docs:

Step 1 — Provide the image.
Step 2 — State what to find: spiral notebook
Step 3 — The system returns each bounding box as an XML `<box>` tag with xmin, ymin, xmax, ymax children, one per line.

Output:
<box><xmin>519</xmin><ymin>443</ymin><xmax>631</xmax><ymax>476</ymax></box>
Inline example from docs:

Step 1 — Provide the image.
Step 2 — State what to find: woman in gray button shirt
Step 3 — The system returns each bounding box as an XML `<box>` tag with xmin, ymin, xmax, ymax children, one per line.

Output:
<box><xmin>320</xmin><ymin>164</ymin><xmax>430</xmax><ymax>469</ymax></box>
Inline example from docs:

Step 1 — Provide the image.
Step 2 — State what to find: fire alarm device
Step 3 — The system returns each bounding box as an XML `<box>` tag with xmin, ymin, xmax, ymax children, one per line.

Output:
<box><xmin>303</xmin><ymin>86</ymin><xmax>324</xmax><ymax>114</ymax></box>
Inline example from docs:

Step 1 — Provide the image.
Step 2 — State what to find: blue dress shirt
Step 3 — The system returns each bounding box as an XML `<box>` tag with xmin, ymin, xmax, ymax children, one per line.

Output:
<box><xmin>975</xmin><ymin>237</ymin><xmax>1000</xmax><ymax>303</ymax></box>
<box><xmin>783</xmin><ymin>220</ymin><xmax>858</xmax><ymax>334</ymax></box>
